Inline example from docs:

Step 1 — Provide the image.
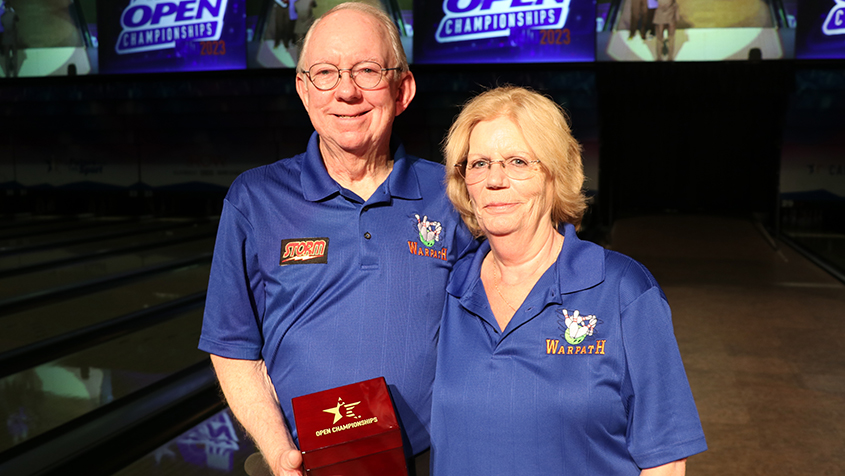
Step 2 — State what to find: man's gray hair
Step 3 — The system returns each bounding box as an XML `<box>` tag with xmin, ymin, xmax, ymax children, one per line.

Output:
<box><xmin>297</xmin><ymin>2</ymin><xmax>408</xmax><ymax>75</ymax></box>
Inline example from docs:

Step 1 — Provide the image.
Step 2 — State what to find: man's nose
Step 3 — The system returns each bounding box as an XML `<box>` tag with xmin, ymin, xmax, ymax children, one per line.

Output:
<box><xmin>335</xmin><ymin>71</ymin><xmax>362</xmax><ymax>98</ymax></box>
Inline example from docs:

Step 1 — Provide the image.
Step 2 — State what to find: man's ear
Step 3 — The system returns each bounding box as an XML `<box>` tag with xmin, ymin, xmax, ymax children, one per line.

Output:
<box><xmin>296</xmin><ymin>73</ymin><xmax>310</xmax><ymax>111</ymax></box>
<box><xmin>394</xmin><ymin>71</ymin><xmax>417</xmax><ymax>117</ymax></box>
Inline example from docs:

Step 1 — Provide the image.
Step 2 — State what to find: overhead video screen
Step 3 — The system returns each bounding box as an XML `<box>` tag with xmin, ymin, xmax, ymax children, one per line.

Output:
<box><xmin>97</xmin><ymin>0</ymin><xmax>247</xmax><ymax>74</ymax></box>
<box><xmin>795</xmin><ymin>0</ymin><xmax>845</xmax><ymax>59</ymax></box>
<box><xmin>0</xmin><ymin>0</ymin><xmax>97</xmax><ymax>78</ymax></box>
<box><xmin>412</xmin><ymin>0</ymin><xmax>596</xmax><ymax>64</ymax></box>
<box><xmin>596</xmin><ymin>0</ymin><xmax>796</xmax><ymax>61</ymax></box>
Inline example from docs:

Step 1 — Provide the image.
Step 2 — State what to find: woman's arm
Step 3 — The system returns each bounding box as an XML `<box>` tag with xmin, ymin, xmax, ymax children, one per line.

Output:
<box><xmin>641</xmin><ymin>459</ymin><xmax>686</xmax><ymax>476</ymax></box>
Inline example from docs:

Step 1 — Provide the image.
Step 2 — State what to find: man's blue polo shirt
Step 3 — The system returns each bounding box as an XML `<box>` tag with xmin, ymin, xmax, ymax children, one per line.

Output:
<box><xmin>199</xmin><ymin>132</ymin><xmax>476</xmax><ymax>455</ymax></box>
<box><xmin>431</xmin><ymin>223</ymin><xmax>706</xmax><ymax>474</ymax></box>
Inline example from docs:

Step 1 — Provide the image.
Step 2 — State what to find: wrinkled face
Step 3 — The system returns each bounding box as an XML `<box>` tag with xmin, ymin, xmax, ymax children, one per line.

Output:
<box><xmin>466</xmin><ymin>116</ymin><xmax>553</xmax><ymax>238</ymax></box>
<box><xmin>295</xmin><ymin>9</ymin><xmax>414</xmax><ymax>158</ymax></box>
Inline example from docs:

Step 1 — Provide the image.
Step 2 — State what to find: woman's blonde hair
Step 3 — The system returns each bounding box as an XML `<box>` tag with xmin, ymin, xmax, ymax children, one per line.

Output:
<box><xmin>443</xmin><ymin>85</ymin><xmax>588</xmax><ymax>237</ymax></box>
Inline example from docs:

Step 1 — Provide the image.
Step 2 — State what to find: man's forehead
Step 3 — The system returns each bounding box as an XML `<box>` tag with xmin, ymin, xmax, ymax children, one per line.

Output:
<box><xmin>306</xmin><ymin>10</ymin><xmax>390</xmax><ymax>59</ymax></box>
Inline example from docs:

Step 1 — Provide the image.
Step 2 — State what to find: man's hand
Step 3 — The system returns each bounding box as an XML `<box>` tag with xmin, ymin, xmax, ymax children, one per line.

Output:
<box><xmin>273</xmin><ymin>448</ymin><xmax>305</xmax><ymax>476</ymax></box>
<box><xmin>210</xmin><ymin>356</ymin><xmax>302</xmax><ymax>476</ymax></box>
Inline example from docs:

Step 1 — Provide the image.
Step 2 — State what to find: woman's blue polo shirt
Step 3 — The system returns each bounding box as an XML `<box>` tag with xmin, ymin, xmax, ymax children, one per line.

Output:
<box><xmin>431</xmin><ymin>223</ymin><xmax>706</xmax><ymax>474</ymax></box>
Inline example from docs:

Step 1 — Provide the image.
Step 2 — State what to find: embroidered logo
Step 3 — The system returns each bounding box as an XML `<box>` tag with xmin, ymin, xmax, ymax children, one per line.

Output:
<box><xmin>279</xmin><ymin>237</ymin><xmax>329</xmax><ymax>265</ymax></box>
<box><xmin>544</xmin><ymin>308</ymin><xmax>605</xmax><ymax>356</ymax></box>
<box><xmin>322</xmin><ymin>397</ymin><xmax>361</xmax><ymax>425</ymax></box>
<box><xmin>559</xmin><ymin>309</ymin><xmax>597</xmax><ymax>345</ymax></box>
<box><xmin>407</xmin><ymin>214</ymin><xmax>448</xmax><ymax>261</ymax></box>
<box><xmin>415</xmin><ymin>214</ymin><xmax>442</xmax><ymax>247</ymax></box>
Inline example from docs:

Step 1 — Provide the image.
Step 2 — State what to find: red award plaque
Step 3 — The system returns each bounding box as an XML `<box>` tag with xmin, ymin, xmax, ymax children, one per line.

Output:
<box><xmin>292</xmin><ymin>377</ymin><xmax>408</xmax><ymax>476</ymax></box>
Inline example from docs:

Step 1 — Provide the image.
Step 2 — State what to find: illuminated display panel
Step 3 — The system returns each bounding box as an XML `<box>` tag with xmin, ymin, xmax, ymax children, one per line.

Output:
<box><xmin>795</xmin><ymin>0</ymin><xmax>845</xmax><ymax>59</ymax></box>
<box><xmin>0</xmin><ymin>0</ymin><xmax>832</xmax><ymax>79</ymax></box>
<box><xmin>596</xmin><ymin>0</ymin><xmax>797</xmax><ymax>62</ymax></box>
<box><xmin>0</xmin><ymin>0</ymin><xmax>96</xmax><ymax>78</ymax></box>
<box><xmin>412</xmin><ymin>0</ymin><xmax>596</xmax><ymax>64</ymax></box>
<box><xmin>97</xmin><ymin>0</ymin><xmax>247</xmax><ymax>74</ymax></box>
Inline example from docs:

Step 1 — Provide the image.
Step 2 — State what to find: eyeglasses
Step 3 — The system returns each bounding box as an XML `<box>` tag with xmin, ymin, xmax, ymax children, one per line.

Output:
<box><xmin>455</xmin><ymin>158</ymin><xmax>542</xmax><ymax>185</ymax></box>
<box><xmin>301</xmin><ymin>61</ymin><xmax>400</xmax><ymax>91</ymax></box>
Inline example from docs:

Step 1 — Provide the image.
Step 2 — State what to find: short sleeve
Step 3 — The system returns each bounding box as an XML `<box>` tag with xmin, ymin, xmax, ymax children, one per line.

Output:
<box><xmin>198</xmin><ymin>198</ymin><xmax>265</xmax><ymax>360</ymax></box>
<box><xmin>621</xmin><ymin>282</ymin><xmax>707</xmax><ymax>468</ymax></box>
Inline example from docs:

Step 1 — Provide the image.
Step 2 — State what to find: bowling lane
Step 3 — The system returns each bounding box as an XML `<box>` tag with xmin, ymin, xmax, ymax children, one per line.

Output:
<box><xmin>0</xmin><ymin>262</ymin><xmax>211</xmax><ymax>353</ymax></box>
<box><xmin>0</xmin><ymin>237</ymin><xmax>214</xmax><ymax>302</ymax></box>
<box><xmin>0</xmin><ymin>215</ymin><xmax>84</xmax><ymax>238</ymax></box>
<box><xmin>0</xmin><ymin>307</ymin><xmax>207</xmax><ymax>454</ymax></box>
<box><xmin>0</xmin><ymin>217</ymin><xmax>204</xmax><ymax>254</ymax></box>
<box><xmin>0</xmin><ymin>220</ymin><xmax>218</xmax><ymax>274</ymax></box>
<box><xmin>608</xmin><ymin>215</ymin><xmax>845</xmax><ymax>476</ymax></box>
<box><xmin>0</xmin><ymin>216</ymin><xmax>134</xmax><ymax>241</ymax></box>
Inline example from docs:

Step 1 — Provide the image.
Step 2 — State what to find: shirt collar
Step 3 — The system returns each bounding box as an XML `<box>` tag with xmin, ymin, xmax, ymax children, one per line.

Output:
<box><xmin>447</xmin><ymin>223</ymin><xmax>606</xmax><ymax>303</ymax></box>
<box><xmin>301</xmin><ymin>132</ymin><xmax>422</xmax><ymax>203</ymax></box>
<box><xmin>555</xmin><ymin>222</ymin><xmax>606</xmax><ymax>295</ymax></box>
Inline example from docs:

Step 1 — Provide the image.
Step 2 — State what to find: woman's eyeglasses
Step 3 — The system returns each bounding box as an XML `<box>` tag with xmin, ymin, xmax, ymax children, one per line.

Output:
<box><xmin>455</xmin><ymin>158</ymin><xmax>542</xmax><ymax>184</ymax></box>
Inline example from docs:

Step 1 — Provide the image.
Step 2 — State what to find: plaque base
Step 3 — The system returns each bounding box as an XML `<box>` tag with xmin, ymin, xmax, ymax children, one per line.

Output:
<box><xmin>305</xmin><ymin>447</ymin><xmax>407</xmax><ymax>476</ymax></box>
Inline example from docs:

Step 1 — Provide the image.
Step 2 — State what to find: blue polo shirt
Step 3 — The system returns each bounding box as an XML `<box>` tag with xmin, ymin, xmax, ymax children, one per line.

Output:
<box><xmin>199</xmin><ymin>132</ymin><xmax>476</xmax><ymax>455</ymax></box>
<box><xmin>431</xmin><ymin>223</ymin><xmax>706</xmax><ymax>474</ymax></box>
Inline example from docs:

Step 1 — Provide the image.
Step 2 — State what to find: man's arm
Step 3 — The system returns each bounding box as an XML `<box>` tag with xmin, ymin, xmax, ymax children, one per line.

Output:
<box><xmin>210</xmin><ymin>355</ymin><xmax>303</xmax><ymax>476</ymax></box>
<box><xmin>641</xmin><ymin>459</ymin><xmax>686</xmax><ymax>476</ymax></box>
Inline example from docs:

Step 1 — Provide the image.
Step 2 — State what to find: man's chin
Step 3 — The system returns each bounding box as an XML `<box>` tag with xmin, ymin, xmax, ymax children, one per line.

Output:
<box><xmin>319</xmin><ymin>133</ymin><xmax>388</xmax><ymax>158</ymax></box>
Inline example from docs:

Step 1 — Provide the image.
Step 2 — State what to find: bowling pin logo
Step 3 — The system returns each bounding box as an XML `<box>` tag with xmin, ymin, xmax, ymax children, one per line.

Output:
<box><xmin>558</xmin><ymin>309</ymin><xmax>599</xmax><ymax>345</ymax></box>
<box><xmin>414</xmin><ymin>214</ymin><xmax>442</xmax><ymax>248</ymax></box>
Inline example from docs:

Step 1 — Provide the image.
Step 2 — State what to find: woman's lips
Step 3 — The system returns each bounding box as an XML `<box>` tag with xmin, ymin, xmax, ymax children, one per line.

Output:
<box><xmin>483</xmin><ymin>202</ymin><xmax>517</xmax><ymax>213</ymax></box>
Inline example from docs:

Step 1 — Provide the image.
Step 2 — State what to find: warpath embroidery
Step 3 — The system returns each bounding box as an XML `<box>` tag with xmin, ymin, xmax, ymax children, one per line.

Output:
<box><xmin>407</xmin><ymin>214</ymin><xmax>448</xmax><ymax>261</ymax></box>
<box><xmin>544</xmin><ymin>308</ymin><xmax>606</xmax><ymax>356</ymax></box>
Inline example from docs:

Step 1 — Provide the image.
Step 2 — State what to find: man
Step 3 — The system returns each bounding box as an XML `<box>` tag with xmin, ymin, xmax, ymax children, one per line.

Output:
<box><xmin>198</xmin><ymin>3</ymin><xmax>476</xmax><ymax>475</ymax></box>
<box><xmin>271</xmin><ymin>0</ymin><xmax>294</xmax><ymax>49</ymax></box>
<box><xmin>628</xmin><ymin>0</ymin><xmax>647</xmax><ymax>40</ymax></box>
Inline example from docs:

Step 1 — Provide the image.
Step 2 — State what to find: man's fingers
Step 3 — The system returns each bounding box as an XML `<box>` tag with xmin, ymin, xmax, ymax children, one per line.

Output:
<box><xmin>279</xmin><ymin>448</ymin><xmax>304</xmax><ymax>475</ymax></box>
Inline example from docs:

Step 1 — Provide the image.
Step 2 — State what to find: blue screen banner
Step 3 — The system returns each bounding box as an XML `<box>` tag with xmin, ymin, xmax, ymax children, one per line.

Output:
<box><xmin>412</xmin><ymin>0</ymin><xmax>596</xmax><ymax>64</ymax></box>
<box><xmin>98</xmin><ymin>0</ymin><xmax>247</xmax><ymax>74</ymax></box>
<box><xmin>796</xmin><ymin>0</ymin><xmax>845</xmax><ymax>59</ymax></box>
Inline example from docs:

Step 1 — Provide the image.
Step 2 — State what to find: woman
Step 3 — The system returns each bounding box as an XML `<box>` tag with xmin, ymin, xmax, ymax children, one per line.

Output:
<box><xmin>653</xmin><ymin>0</ymin><xmax>679</xmax><ymax>61</ymax></box>
<box><xmin>431</xmin><ymin>86</ymin><xmax>706</xmax><ymax>475</ymax></box>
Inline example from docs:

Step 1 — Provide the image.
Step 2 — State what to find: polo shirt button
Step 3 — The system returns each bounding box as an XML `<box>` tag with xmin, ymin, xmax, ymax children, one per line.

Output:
<box><xmin>364</xmin><ymin>232</ymin><xmax>371</xmax><ymax>239</ymax></box>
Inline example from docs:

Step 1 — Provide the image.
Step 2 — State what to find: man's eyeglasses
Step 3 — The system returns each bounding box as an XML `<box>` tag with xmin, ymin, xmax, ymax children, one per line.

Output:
<box><xmin>455</xmin><ymin>158</ymin><xmax>542</xmax><ymax>185</ymax></box>
<box><xmin>301</xmin><ymin>61</ymin><xmax>400</xmax><ymax>91</ymax></box>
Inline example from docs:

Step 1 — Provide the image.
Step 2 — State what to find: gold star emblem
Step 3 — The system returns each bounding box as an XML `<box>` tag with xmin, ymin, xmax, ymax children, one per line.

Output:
<box><xmin>323</xmin><ymin>399</ymin><xmax>344</xmax><ymax>424</ymax></box>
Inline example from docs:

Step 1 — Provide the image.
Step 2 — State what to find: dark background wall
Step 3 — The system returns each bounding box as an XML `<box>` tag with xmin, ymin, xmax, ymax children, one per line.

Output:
<box><xmin>0</xmin><ymin>61</ymin><xmax>837</xmax><ymax>238</ymax></box>
<box><xmin>596</xmin><ymin>61</ymin><xmax>791</xmax><ymax>223</ymax></box>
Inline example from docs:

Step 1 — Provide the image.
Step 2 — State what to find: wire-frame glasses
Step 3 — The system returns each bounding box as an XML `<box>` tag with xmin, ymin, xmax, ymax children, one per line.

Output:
<box><xmin>301</xmin><ymin>61</ymin><xmax>400</xmax><ymax>91</ymax></box>
<box><xmin>455</xmin><ymin>158</ymin><xmax>542</xmax><ymax>185</ymax></box>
